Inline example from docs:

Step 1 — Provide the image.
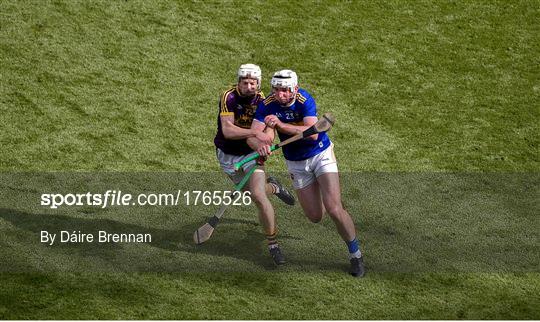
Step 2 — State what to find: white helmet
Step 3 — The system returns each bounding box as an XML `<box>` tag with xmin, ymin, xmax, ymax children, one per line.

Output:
<box><xmin>237</xmin><ymin>63</ymin><xmax>261</xmax><ymax>86</ymax></box>
<box><xmin>271</xmin><ymin>69</ymin><xmax>298</xmax><ymax>92</ymax></box>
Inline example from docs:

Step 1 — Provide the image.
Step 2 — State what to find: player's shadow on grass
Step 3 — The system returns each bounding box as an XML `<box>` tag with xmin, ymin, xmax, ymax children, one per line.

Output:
<box><xmin>0</xmin><ymin>208</ymin><xmax>298</xmax><ymax>272</ymax></box>
<box><xmin>6</xmin><ymin>206</ymin><xmax>530</xmax><ymax>274</ymax></box>
<box><xmin>174</xmin><ymin>217</ymin><xmax>306</xmax><ymax>271</ymax></box>
<box><xmin>180</xmin><ymin>216</ymin><xmax>356</xmax><ymax>274</ymax></box>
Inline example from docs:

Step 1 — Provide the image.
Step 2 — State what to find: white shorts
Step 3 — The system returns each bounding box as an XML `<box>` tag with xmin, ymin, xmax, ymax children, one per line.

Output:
<box><xmin>216</xmin><ymin>148</ymin><xmax>258</xmax><ymax>185</ymax></box>
<box><xmin>286</xmin><ymin>143</ymin><xmax>338</xmax><ymax>190</ymax></box>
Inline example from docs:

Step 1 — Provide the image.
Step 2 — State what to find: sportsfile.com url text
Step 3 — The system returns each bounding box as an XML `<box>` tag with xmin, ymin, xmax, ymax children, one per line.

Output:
<box><xmin>40</xmin><ymin>190</ymin><xmax>252</xmax><ymax>209</ymax></box>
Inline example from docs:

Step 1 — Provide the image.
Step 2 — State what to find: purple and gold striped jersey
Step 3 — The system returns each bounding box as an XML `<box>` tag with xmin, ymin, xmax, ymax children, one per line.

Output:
<box><xmin>214</xmin><ymin>85</ymin><xmax>265</xmax><ymax>156</ymax></box>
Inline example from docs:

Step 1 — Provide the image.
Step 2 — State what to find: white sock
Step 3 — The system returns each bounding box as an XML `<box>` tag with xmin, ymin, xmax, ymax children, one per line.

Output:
<box><xmin>270</xmin><ymin>183</ymin><xmax>280</xmax><ymax>194</ymax></box>
<box><xmin>349</xmin><ymin>250</ymin><xmax>362</xmax><ymax>259</ymax></box>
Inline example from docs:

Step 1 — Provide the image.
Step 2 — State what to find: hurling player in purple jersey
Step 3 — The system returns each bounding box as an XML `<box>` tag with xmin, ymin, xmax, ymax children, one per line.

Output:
<box><xmin>251</xmin><ymin>70</ymin><xmax>365</xmax><ymax>277</ymax></box>
<box><xmin>213</xmin><ymin>64</ymin><xmax>295</xmax><ymax>265</ymax></box>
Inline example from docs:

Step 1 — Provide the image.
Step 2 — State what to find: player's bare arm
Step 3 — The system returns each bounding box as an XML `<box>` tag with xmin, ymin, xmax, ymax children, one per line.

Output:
<box><xmin>248</xmin><ymin>119</ymin><xmax>275</xmax><ymax>156</ymax></box>
<box><xmin>247</xmin><ymin>119</ymin><xmax>275</xmax><ymax>154</ymax></box>
<box><xmin>265</xmin><ymin>115</ymin><xmax>318</xmax><ymax>140</ymax></box>
<box><xmin>221</xmin><ymin>115</ymin><xmax>272</xmax><ymax>145</ymax></box>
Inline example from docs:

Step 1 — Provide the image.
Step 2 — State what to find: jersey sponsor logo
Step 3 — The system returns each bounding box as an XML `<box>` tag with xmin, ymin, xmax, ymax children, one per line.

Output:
<box><xmin>234</xmin><ymin>105</ymin><xmax>257</xmax><ymax>129</ymax></box>
<box><xmin>235</xmin><ymin>115</ymin><xmax>254</xmax><ymax>128</ymax></box>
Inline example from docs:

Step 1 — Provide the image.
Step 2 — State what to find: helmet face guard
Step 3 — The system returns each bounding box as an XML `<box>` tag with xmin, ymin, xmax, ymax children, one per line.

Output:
<box><xmin>271</xmin><ymin>69</ymin><xmax>298</xmax><ymax>93</ymax></box>
<box><xmin>237</xmin><ymin>64</ymin><xmax>262</xmax><ymax>88</ymax></box>
<box><xmin>271</xmin><ymin>70</ymin><xmax>298</xmax><ymax>105</ymax></box>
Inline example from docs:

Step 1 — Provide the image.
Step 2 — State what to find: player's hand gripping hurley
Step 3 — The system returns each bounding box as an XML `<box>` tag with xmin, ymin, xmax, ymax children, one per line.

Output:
<box><xmin>234</xmin><ymin>113</ymin><xmax>336</xmax><ymax>170</ymax></box>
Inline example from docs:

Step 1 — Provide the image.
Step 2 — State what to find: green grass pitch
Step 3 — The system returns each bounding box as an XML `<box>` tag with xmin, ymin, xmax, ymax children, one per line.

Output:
<box><xmin>1</xmin><ymin>0</ymin><xmax>539</xmax><ymax>319</ymax></box>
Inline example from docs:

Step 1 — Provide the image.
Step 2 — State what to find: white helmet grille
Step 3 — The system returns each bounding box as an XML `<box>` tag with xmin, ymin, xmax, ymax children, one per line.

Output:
<box><xmin>271</xmin><ymin>69</ymin><xmax>298</xmax><ymax>92</ymax></box>
<box><xmin>237</xmin><ymin>64</ymin><xmax>262</xmax><ymax>85</ymax></box>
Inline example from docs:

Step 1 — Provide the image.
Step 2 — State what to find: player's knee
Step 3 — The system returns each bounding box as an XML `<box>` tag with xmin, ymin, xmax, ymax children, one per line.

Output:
<box><xmin>325</xmin><ymin>204</ymin><xmax>344</xmax><ymax>219</ymax></box>
<box><xmin>305</xmin><ymin>211</ymin><xmax>323</xmax><ymax>223</ymax></box>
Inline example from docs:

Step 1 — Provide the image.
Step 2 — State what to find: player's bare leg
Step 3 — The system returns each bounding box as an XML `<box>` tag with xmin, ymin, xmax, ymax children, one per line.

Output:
<box><xmin>316</xmin><ymin>172</ymin><xmax>366</xmax><ymax>277</ymax></box>
<box><xmin>316</xmin><ymin>173</ymin><xmax>356</xmax><ymax>241</ymax></box>
<box><xmin>295</xmin><ymin>176</ymin><xmax>355</xmax><ymax>238</ymax></box>
<box><xmin>248</xmin><ymin>168</ymin><xmax>285</xmax><ymax>265</ymax></box>
<box><xmin>248</xmin><ymin>169</ymin><xmax>276</xmax><ymax>233</ymax></box>
<box><xmin>295</xmin><ymin>181</ymin><xmax>325</xmax><ymax>223</ymax></box>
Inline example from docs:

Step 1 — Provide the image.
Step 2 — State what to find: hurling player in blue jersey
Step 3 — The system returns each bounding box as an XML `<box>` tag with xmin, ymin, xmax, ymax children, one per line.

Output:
<box><xmin>251</xmin><ymin>70</ymin><xmax>365</xmax><ymax>277</ymax></box>
<box><xmin>213</xmin><ymin>64</ymin><xmax>295</xmax><ymax>265</ymax></box>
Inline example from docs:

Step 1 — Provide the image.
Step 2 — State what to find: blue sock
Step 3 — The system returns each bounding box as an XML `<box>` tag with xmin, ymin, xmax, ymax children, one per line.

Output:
<box><xmin>346</xmin><ymin>238</ymin><xmax>362</xmax><ymax>259</ymax></box>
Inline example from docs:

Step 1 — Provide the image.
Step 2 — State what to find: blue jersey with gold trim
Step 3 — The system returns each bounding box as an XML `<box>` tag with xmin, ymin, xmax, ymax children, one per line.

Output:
<box><xmin>255</xmin><ymin>88</ymin><xmax>331</xmax><ymax>161</ymax></box>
